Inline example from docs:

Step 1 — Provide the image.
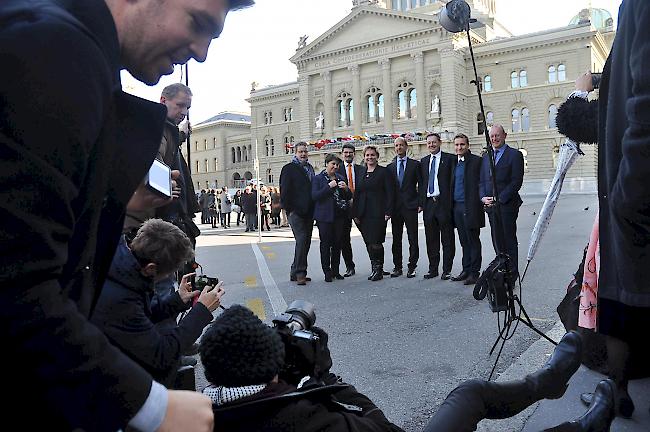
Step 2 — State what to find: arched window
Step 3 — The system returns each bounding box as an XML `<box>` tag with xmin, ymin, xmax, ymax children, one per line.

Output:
<box><xmin>511</xmin><ymin>108</ymin><xmax>521</xmax><ymax>132</ymax></box>
<box><xmin>511</xmin><ymin>71</ymin><xmax>519</xmax><ymax>88</ymax></box>
<box><xmin>264</xmin><ymin>139</ymin><xmax>269</xmax><ymax>157</ymax></box>
<box><xmin>204</xmin><ymin>158</ymin><xmax>209</xmax><ymax>172</ymax></box>
<box><xmin>336</xmin><ymin>91</ymin><xmax>352</xmax><ymax>127</ymax></box>
<box><xmin>408</xmin><ymin>88</ymin><xmax>417</xmax><ymax>119</ymax></box>
<box><xmin>558</xmin><ymin>64</ymin><xmax>566</xmax><ymax>81</ymax></box>
<box><xmin>270</xmin><ymin>138</ymin><xmax>275</xmax><ymax>156</ymax></box>
<box><xmin>486</xmin><ymin>111</ymin><xmax>494</xmax><ymax>127</ymax></box>
<box><xmin>522</xmin><ymin>108</ymin><xmax>530</xmax><ymax>132</ymax></box>
<box><xmin>397</xmin><ymin>90</ymin><xmax>406</xmax><ymax>119</ymax></box>
<box><xmin>196</xmin><ymin>160</ymin><xmax>200</xmax><ymax>172</ymax></box>
<box><xmin>243</xmin><ymin>146</ymin><xmax>248</xmax><ymax>161</ymax></box>
<box><xmin>214</xmin><ymin>157</ymin><xmax>218</xmax><ymax>171</ymax></box>
<box><xmin>484</xmin><ymin>75</ymin><xmax>492</xmax><ymax>92</ymax></box>
<box><xmin>548</xmin><ymin>104</ymin><xmax>558</xmax><ymax>128</ymax></box>
<box><xmin>366</xmin><ymin>95</ymin><xmax>375</xmax><ymax>123</ymax></box>
<box><xmin>377</xmin><ymin>94</ymin><xmax>385</xmax><ymax>120</ymax></box>
<box><xmin>548</xmin><ymin>65</ymin><xmax>557</xmax><ymax>83</ymax></box>
<box><xmin>231</xmin><ymin>147</ymin><xmax>236</xmax><ymax>164</ymax></box>
<box><xmin>237</xmin><ymin>147</ymin><xmax>242</xmax><ymax>162</ymax></box>
<box><xmin>519</xmin><ymin>70</ymin><xmax>528</xmax><ymax>87</ymax></box>
<box><xmin>477</xmin><ymin>113</ymin><xmax>486</xmax><ymax>135</ymax></box>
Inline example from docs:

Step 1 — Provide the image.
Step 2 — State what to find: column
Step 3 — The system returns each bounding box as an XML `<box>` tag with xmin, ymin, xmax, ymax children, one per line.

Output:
<box><xmin>379</xmin><ymin>58</ymin><xmax>393</xmax><ymax>132</ymax></box>
<box><xmin>439</xmin><ymin>48</ymin><xmax>465</xmax><ymax>133</ymax></box>
<box><xmin>298</xmin><ymin>73</ymin><xmax>311</xmax><ymax>140</ymax></box>
<box><xmin>218</xmin><ymin>129</ymin><xmax>227</xmax><ymax>187</ymax></box>
<box><xmin>349</xmin><ymin>64</ymin><xmax>362</xmax><ymax>135</ymax></box>
<box><xmin>321</xmin><ymin>70</ymin><xmax>333</xmax><ymax>138</ymax></box>
<box><xmin>412</xmin><ymin>52</ymin><xmax>427</xmax><ymax>130</ymax></box>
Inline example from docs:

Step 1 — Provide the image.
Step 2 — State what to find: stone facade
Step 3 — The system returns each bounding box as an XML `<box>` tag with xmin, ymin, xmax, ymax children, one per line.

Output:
<box><xmin>244</xmin><ymin>3</ymin><xmax>614</xmax><ymax>193</ymax></box>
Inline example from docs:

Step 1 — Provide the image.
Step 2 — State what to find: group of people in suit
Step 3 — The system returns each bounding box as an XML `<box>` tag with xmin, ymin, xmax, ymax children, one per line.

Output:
<box><xmin>279</xmin><ymin>125</ymin><xmax>524</xmax><ymax>287</ymax></box>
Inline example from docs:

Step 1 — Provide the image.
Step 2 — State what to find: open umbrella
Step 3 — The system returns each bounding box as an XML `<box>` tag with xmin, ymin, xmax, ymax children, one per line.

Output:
<box><xmin>522</xmin><ymin>139</ymin><xmax>582</xmax><ymax>280</ymax></box>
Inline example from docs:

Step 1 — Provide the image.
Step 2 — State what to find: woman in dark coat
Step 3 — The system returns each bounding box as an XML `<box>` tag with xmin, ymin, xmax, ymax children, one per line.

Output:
<box><xmin>233</xmin><ymin>189</ymin><xmax>243</xmax><ymax>226</ymax></box>
<box><xmin>353</xmin><ymin>146</ymin><xmax>394</xmax><ymax>281</ymax></box>
<box><xmin>312</xmin><ymin>154</ymin><xmax>351</xmax><ymax>282</ymax></box>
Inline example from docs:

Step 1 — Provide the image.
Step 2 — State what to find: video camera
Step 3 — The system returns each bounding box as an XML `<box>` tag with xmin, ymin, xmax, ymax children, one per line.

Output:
<box><xmin>272</xmin><ymin>300</ymin><xmax>330</xmax><ymax>385</ymax></box>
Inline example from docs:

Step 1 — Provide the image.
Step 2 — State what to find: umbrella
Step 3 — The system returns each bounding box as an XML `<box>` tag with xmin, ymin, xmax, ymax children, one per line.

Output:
<box><xmin>522</xmin><ymin>139</ymin><xmax>582</xmax><ymax>280</ymax></box>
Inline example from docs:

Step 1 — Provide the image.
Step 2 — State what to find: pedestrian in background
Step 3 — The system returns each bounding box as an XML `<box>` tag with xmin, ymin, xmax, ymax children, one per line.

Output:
<box><xmin>233</xmin><ymin>189</ymin><xmax>243</xmax><ymax>226</ymax></box>
<box><xmin>220</xmin><ymin>187</ymin><xmax>232</xmax><ymax>228</ymax></box>
<box><xmin>242</xmin><ymin>186</ymin><xmax>257</xmax><ymax>232</ymax></box>
<box><xmin>260</xmin><ymin>186</ymin><xmax>272</xmax><ymax>231</ymax></box>
<box><xmin>270</xmin><ymin>187</ymin><xmax>282</xmax><ymax>227</ymax></box>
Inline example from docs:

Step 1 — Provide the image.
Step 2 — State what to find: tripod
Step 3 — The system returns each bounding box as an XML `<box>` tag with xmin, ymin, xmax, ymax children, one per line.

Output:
<box><xmin>439</xmin><ymin>0</ymin><xmax>557</xmax><ymax>381</ymax></box>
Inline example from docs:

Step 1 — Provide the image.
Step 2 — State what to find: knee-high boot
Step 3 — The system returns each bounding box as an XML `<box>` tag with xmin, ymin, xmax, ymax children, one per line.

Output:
<box><xmin>370</xmin><ymin>245</ymin><xmax>383</xmax><ymax>282</ymax></box>
<box><xmin>367</xmin><ymin>244</ymin><xmax>377</xmax><ymax>280</ymax></box>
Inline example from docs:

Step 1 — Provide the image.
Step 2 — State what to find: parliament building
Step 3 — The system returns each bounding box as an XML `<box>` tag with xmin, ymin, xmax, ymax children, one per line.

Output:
<box><xmin>186</xmin><ymin>0</ymin><xmax>615</xmax><ymax>193</ymax></box>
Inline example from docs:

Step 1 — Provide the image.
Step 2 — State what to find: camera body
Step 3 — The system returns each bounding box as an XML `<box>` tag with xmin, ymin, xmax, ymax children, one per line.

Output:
<box><xmin>272</xmin><ymin>300</ymin><xmax>322</xmax><ymax>384</ymax></box>
<box><xmin>193</xmin><ymin>274</ymin><xmax>219</xmax><ymax>291</ymax></box>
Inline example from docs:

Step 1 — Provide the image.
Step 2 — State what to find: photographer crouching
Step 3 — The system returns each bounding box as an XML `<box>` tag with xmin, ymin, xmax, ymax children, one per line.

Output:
<box><xmin>200</xmin><ymin>304</ymin><xmax>615</xmax><ymax>432</ymax></box>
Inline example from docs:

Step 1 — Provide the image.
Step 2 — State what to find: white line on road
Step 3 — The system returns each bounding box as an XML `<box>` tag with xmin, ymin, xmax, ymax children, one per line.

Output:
<box><xmin>251</xmin><ymin>241</ymin><xmax>287</xmax><ymax>316</ymax></box>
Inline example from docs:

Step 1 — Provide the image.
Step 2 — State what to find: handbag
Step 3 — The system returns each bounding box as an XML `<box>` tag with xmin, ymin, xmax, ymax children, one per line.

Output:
<box><xmin>232</xmin><ymin>204</ymin><xmax>241</xmax><ymax>214</ymax></box>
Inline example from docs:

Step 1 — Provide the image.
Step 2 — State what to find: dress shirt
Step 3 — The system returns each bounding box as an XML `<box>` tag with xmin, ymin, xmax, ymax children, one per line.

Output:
<box><xmin>457</xmin><ymin>155</ymin><xmax>465</xmax><ymax>162</ymax></box>
<box><xmin>396</xmin><ymin>156</ymin><xmax>407</xmax><ymax>176</ymax></box>
<box><xmin>427</xmin><ymin>151</ymin><xmax>441</xmax><ymax>197</ymax></box>
<box><xmin>493</xmin><ymin>145</ymin><xmax>508</xmax><ymax>165</ymax></box>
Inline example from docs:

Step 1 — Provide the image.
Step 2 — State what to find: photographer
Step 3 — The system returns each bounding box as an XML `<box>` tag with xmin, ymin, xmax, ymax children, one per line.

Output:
<box><xmin>312</xmin><ymin>154</ymin><xmax>351</xmax><ymax>282</ymax></box>
<box><xmin>200</xmin><ymin>306</ymin><xmax>615</xmax><ymax>432</ymax></box>
<box><xmin>92</xmin><ymin>219</ymin><xmax>224</xmax><ymax>387</ymax></box>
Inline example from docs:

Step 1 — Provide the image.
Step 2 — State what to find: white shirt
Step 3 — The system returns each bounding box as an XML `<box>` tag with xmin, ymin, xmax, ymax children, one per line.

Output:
<box><xmin>427</xmin><ymin>151</ymin><xmax>441</xmax><ymax>197</ymax></box>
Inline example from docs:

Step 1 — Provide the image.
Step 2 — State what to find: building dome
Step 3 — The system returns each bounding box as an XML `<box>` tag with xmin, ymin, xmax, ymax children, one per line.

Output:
<box><xmin>569</xmin><ymin>8</ymin><xmax>614</xmax><ymax>30</ymax></box>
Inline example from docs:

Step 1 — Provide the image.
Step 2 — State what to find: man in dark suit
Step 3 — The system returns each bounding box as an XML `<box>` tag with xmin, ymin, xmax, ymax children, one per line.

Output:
<box><xmin>419</xmin><ymin>133</ymin><xmax>456</xmax><ymax>280</ymax></box>
<box><xmin>387</xmin><ymin>137</ymin><xmax>421</xmax><ymax>278</ymax></box>
<box><xmin>479</xmin><ymin>124</ymin><xmax>524</xmax><ymax>276</ymax></box>
<box><xmin>450</xmin><ymin>134</ymin><xmax>484</xmax><ymax>285</ymax></box>
<box><xmin>280</xmin><ymin>142</ymin><xmax>315</xmax><ymax>285</ymax></box>
<box><xmin>337</xmin><ymin>143</ymin><xmax>363</xmax><ymax>277</ymax></box>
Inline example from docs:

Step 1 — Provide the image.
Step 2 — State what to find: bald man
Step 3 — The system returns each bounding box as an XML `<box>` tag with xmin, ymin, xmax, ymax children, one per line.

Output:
<box><xmin>479</xmin><ymin>124</ymin><xmax>524</xmax><ymax>276</ymax></box>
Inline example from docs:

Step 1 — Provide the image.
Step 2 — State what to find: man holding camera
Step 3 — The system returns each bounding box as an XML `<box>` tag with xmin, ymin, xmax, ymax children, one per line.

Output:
<box><xmin>92</xmin><ymin>219</ymin><xmax>224</xmax><ymax>387</ymax></box>
<box><xmin>0</xmin><ymin>0</ymin><xmax>253</xmax><ymax>430</ymax></box>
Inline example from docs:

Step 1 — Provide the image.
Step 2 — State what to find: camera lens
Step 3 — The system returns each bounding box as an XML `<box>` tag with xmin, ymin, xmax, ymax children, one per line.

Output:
<box><xmin>285</xmin><ymin>300</ymin><xmax>316</xmax><ymax>331</ymax></box>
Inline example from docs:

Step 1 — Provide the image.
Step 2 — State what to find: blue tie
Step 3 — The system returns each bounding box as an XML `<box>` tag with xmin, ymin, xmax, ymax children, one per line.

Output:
<box><xmin>398</xmin><ymin>159</ymin><xmax>405</xmax><ymax>186</ymax></box>
<box><xmin>428</xmin><ymin>156</ymin><xmax>436</xmax><ymax>195</ymax></box>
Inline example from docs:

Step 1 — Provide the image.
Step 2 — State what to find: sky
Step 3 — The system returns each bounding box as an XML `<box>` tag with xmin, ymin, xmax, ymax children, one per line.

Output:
<box><xmin>121</xmin><ymin>0</ymin><xmax>622</xmax><ymax>124</ymax></box>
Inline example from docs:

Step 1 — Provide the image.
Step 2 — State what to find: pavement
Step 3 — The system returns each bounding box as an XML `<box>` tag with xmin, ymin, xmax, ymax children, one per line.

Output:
<box><xmin>190</xmin><ymin>196</ymin><xmax>649</xmax><ymax>432</ymax></box>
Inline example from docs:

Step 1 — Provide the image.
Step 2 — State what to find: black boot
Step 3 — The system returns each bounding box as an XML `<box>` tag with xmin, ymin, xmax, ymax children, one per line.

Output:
<box><xmin>544</xmin><ymin>379</ymin><xmax>615</xmax><ymax>432</ymax></box>
<box><xmin>370</xmin><ymin>260</ymin><xmax>383</xmax><ymax>281</ymax></box>
<box><xmin>527</xmin><ymin>331</ymin><xmax>583</xmax><ymax>400</ymax></box>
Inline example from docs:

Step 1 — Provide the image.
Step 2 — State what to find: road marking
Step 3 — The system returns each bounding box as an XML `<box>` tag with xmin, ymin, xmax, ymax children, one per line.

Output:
<box><xmin>265</xmin><ymin>252</ymin><xmax>276</xmax><ymax>260</ymax></box>
<box><xmin>251</xmin><ymin>242</ymin><xmax>287</xmax><ymax>316</ymax></box>
<box><xmin>246</xmin><ymin>298</ymin><xmax>266</xmax><ymax>320</ymax></box>
<box><xmin>244</xmin><ymin>276</ymin><xmax>258</xmax><ymax>287</ymax></box>
<box><xmin>261</xmin><ymin>246</ymin><xmax>272</xmax><ymax>250</ymax></box>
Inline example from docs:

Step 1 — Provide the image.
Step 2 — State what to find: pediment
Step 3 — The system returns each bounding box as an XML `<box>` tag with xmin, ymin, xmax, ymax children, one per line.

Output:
<box><xmin>291</xmin><ymin>7</ymin><xmax>441</xmax><ymax>64</ymax></box>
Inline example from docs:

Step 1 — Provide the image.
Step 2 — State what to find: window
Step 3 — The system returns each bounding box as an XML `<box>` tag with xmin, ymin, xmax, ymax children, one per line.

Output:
<box><xmin>231</xmin><ymin>147</ymin><xmax>236</xmax><ymax>164</ymax></box>
<box><xmin>548</xmin><ymin>104</ymin><xmax>558</xmax><ymax>128</ymax></box>
<box><xmin>284</xmin><ymin>107</ymin><xmax>293</xmax><ymax>122</ymax></box>
<box><xmin>511</xmin><ymin>108</ymin><xmax>521</xmax><ymax>132</ymax></box>
<box><xmin>410</xmin><ymin>0</ymin><xmax>417</xmax><ymax>8</ymax></box>
<box><xmin>511</xmin><ymin>71</ymin><xmax>519</xmax><ymax>88</ymax></box>
<box><xmin>377</xmin><ymin>95</ymin><xmax>385</xmax><ymax>120</ymax></box>
<box><xmin>548</xmin><ymin>65</ymin><xmax>557</xmax><ymax>83</ymax></box>
<box><xmin>477</xmin><ymin>113</ymin><xmax>485</xmax><ymax>135</ymax></box>
<box><xmin>243</xmin><ymin>146</ymin><xmax>248</xmax><ymax>161</ymax></box>
<box><xmin>270</xmin><ymin>138</ymin><xmax>275</xmax><ymax>156</ymax></box>
<box><xmin>237</xmin><ymin>147</ymin><xmax>242</xmax><ymax>163</ymax></box>
<box><xmin>267</xmin><ymin>168</ymin><xmax>273</xmax><ymax>184</ymax></box>
<box><xmin>213</xmin><ymin>137</ymin><xmax>216</xmax><ymax>149</ymax></box>
<box><xmin>365</xmin><ymin>86</ymin><xmax>384</xmax><ymax>124</ymax></box>
<box><xmin>558</xmin><ymin>64</ymin><xmax>566</xmax><ymax>81</ymax></box>
<box><xmin>483</xmin><ymin>75</ymin><xmax>492</xmax><ymax>92</ymax></box>
<box><xmin>194</xmin><ymin>140</ymin><xmax>199</xmax><ymax>151</ymax></box>
<box><xmin>265</xmin><ymin>138</ymin><xmax>270</xmax><ymax>157</ymax></box>
<box><xmin>204</xmin><ymin>158</ymin><xmax>209</xmax><ymax>172</ymax></box>
<box><xmin>264</xmin><ymin>111</ymin><xmax>273</xmax><ymax>125</ymax></box>
<box><xmin>519</xmin><ymin>70</ymin><xmax>527</xmax><ymax>87</ymax></box>
<box><xmin>214</xmin><ymin>157</ymin><xmax>218</xmax><ymax>171</ymax></box>
<box><xmin>396</xmin><ymin>82</ymin><xmax>416</xmax><ymax>119</ymax></box>
<box><xmin>521</xmin><ymin>108</ymin><xmax>530</xmax><ymax>132</ymax></box>
<box><xmin>366</xmin><ymin>95</ymin><xmax>375</xmax><ymax>123</ymax></box>
<box><xmin>336</xmin><ymin>91</ymin><xmax>353</xmax><ymax>127</ymax></box>
<box><xmin>196</xmin><ymin>160</ymin><xmax>200</xmax><ymax>172</ymax></box>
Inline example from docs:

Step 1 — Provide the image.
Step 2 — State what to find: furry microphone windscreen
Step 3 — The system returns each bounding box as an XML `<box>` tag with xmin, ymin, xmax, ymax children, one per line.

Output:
<box><xmin>556</xmin><ymin>97</ymin><xmax>599</xmax><ymax>144</ymax></box>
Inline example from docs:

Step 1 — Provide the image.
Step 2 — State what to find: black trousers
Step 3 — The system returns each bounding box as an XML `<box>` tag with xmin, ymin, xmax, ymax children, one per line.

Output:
<box><xmin>340</xmin><ymin>217</ymin><xmax>355</xmax><ymax>270</ymax></box>
<box><xmin>220</xmin><ymin>212</ymin><xmax>230</xmax><ymax>227</ymax></box>
<box><xmin>487</xmin><ymin>205</ymin><xmax>519</xmax><ymax>275</ymax></box>
<box><xmin>317</xmin><ymin>218</ymin><xmax>345</xmax><ymax>275</ymax></box>
<box><xmin>423</xmin><ymin>200</ymin><xmax>455</xmax><ymax>273</ymax></box>
<box><xmin>391</xmin><ymin>208</ymin><xmax>419</xmax><ymax>270</ymax></box>
<box><xmin>453</xmin><ymin>202</ymin><xmax>482</xmax><ymax>275</ymax></box>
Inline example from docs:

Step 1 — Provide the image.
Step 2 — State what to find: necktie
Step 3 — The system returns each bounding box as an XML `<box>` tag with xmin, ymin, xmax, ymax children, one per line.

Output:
<box><xmin>428</xmin><ymin>155</ymin><xmax>436</xmax><ymax>195</ymax></box>
<box><xmin>398</xmin><ymin>159</ymin><xmax>405</xmax><ymax>187</ymax></box>
<box><xmin>347</xmin><ymin>163</ymin><xmax>354</xmax><ymax>193</ymax></box>
<box><xmin>494</xmin><ymin>148</ymin><xmax>500</xmax><ymax>165</ymax></box>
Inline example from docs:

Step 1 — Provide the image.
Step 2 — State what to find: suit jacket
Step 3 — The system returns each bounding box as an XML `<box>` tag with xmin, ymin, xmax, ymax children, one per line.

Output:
<box><xmin>337</xmin><ymin>162</ymin><xmax>363</xmax><ymax>218</ymax></box>
<box><xmin>479</xmin><ymin>145</ymin><xmax>524</xmax><ymax>209</ymax></box>
<box><xmin>387</xmin><ymin>157</ymin><xmax>421</xmax><ymax>212</ymax></box>
<box><xmin>280</xmin><ymin>161</ymin><xmax>314</xmax><ymax>218</ymax></box>
<box><xmin>451</xmin><ymin>153</ymin><xmax>485</xmax><ymax>229</ymax></box>
<box><xmin>0</xmin><ymin>0</ymin><xmax>166</xmax><ymax>429</ymax></box>
<box><xmin>597</xmin><ymin>0</ymin><xmax>650</xmax><ymax>307</ymax></box>
<box><xmin>419</xmin><ymin>151</ymin><xmax>455</xmax><ymax>223</ymax></box>
<box><xmin>312</xmin><ymin>171</ymin><xmax>351</xmax><ymax>223</ymax></box>
<box><xmin>353</xmin><ymin>165</ymin><xmax>394</xmax><ymax>219</ymax></box>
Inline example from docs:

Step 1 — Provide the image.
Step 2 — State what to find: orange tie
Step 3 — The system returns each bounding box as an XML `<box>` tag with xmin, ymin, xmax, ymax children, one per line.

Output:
<box><xmin>347</xmin><ymin>164</ymin><xmax>354</xmax><ymax>193</ymax></box>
